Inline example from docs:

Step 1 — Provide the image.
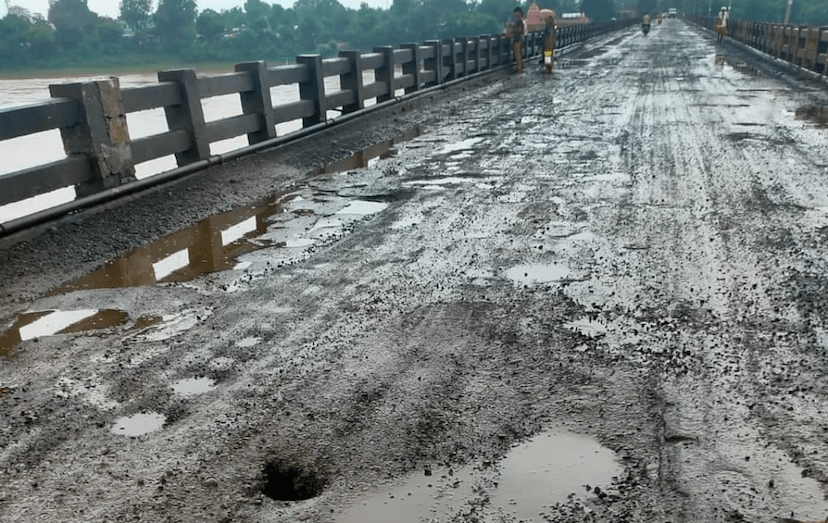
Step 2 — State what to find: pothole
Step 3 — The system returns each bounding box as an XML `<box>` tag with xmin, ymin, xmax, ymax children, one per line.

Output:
<box><xmin>337</xmin><ymin>467</ymin><xmax>475</xmax><ymax>523</ymax></box>
<box><xmin>111</xmin><ymin>412</ymin><xmax>166</xmax><ymax>437</ymax></box>
<box><xmin>491</xmin><ymin>430</ymin><xmax>622</xmax><ymax>521</ymax></box>
<box><xmin>505</xmin><ymin>263</ymin><xmax>583</xmax><ymax>284</ymax></box>
<box><xmin>171</xmin><ymin>377</ymin><xmax>216</xmax><ymax>397</ymax></box>
<box><xmin>1</xmin><ymin>309</ymin><xmax>128</xmax><ymax>357</ymax></box>
<box><xmin>261</xmin><ymin>461</ymin><xmax>326</xmax><ymax>501</ymax></box>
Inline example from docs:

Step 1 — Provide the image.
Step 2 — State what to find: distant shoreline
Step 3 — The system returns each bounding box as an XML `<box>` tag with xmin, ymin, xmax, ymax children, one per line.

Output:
<box><xmin>0</xmin><ymin>60</ymin><xmax>279</xmax><ymax>80</ymax></box>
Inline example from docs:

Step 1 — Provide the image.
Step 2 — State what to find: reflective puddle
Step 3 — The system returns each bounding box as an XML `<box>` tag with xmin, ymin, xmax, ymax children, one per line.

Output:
<box><xmin>492</xmin><ymin>430</ymin><xmax>621</xmax><ymax>521</ymax></box>
<box><xmin>565</xmin><ymin>317</ymin><xmax>609</xmax><ymax>338</ymax></box>
<box><xmin>171</xmin><ymin>377</ymin><xmax>216</xmax><ymax>397</ymax></box>
<box><xmin>52</xmin><ymin>192</ymin><xmax>295</xmax><ymax>293</ymax></box>
<box><xmin>337</xmin><ymin>467</ymin><xmax>475</xmax><ymax>523</ymax></box>
<box><xmin>111</xmin><ymin>412</ymin><xmax>166</xmax><ymax>437</ymax></box>
<box><xmin>505</xmin><ymin>263</ymin><xmax>582</xmax><ymax>284</ymax></box>
<box><xmin>0</xmin><ymin>309</ymin><xmax>128</xmax><ymax>357</ymax></box>
<box><xmin>310</xmin><ymin>126</ymin><xmax>424</xmax><ymax>175</ymax></box>
<box><xmin>50</xmin><ymin>128</ymin><xmax>424</xmax><ymax>294</ymax></box>
<box><xmin>338</xmin><ymin>430</ymin><xmax>621</xmax><ymax>522</ymax></box>
<box><xmin>795</xmin><ymin>104</ymin><xmax>828</xmax><ymax>128</ymax></box>
<box><xmin>235</xmin><ymin>337</ymin><xmax>261</xmax><ymax>348</ymax></box>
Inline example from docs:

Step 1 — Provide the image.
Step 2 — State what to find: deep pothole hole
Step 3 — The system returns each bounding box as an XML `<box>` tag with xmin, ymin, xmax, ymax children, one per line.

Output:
<box><xmin>261</xmin><ymin>461</ymin><xmax>326</xmax><ymax>501</ymax></box>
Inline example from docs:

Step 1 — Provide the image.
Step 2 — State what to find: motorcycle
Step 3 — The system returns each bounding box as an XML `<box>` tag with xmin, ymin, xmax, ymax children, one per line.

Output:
<box><xmin>642</xmin><ymin>23</ymin><xmax>651</xmax><ymax>35</ymax></box>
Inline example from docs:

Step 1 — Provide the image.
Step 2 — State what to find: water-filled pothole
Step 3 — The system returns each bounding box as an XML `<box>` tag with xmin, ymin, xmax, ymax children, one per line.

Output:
<box><xmin>52</xmin><ymin>192</ymin><xmax>295</xmax><ymax>293</ymax></box>
<box><xmin>337</xmin><ymin>467</ymin><xmax>475</xmax><ymax>523</ymax></box>
<box><xmin>310</xmin><ymin>126</ymin><xmax>423</xmax><ymax>175</ymax></box>
<box><xmin>111</xmin><ymin>411</ymin><xmax>166</xmax><ymax>437</ymax></box>
<box><xmin>261</xmin><ymin>461</ymin><xmax>326</xmax><ymax>501</ymax></box>
<box><xmin>492</xmin><ymin>430</ymin><xmax>622</xmax><ymax>520</ymax></box>
<box><xmin>795</xmin><ymin>104</ymin><xmax>828</xmax><ymax>128</ymax></box>
<box><xmin>505</xmin><ymin>263</ymin><xmax>582</xmax><ymax>284</ymax></box>
<box><xmin>171</xmin><ymin>377</ymin><xmax>216</xmax><ymax>396</ymax></box>
<box><xmin>50</xmin><ymin>128</ymin><xmax>425</xmax><ymax>294</ymax></box>
<box><xmin>1</xmin><ymin>309</ymin><xmax>128</xmax><ymax>357</ymax></box>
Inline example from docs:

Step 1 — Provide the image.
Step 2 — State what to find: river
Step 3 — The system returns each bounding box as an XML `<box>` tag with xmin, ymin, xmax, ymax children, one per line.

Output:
<box><xmin>0</xmin><ymin>70</ymin><xmax>379</xmax><ymax>224</ymax></box>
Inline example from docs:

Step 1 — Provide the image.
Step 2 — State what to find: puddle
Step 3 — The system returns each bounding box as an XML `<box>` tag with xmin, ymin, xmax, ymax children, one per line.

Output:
<box><xmin>505</xmin><ymin>263</ymin><xmax>581</xmax><ymax>284</ymax></box>
<box><xmin>50</xmin><ymin>129</ymin><xmax>426</xmax><ymax>294</ymax></box>
<box><xmin>1</xmin><ymin>309</ymin><xmax>128</xmax><ymax>357</ymax></box>
<box><xmin>715</xmin><ymin>54</ymin><xmax>761</xmax><ymax>77</ymax></box>
<box><xmin>236</xmin><ymin>337</ymin><xmax>261</xmax><ymax>348</ymax></box>
<box><xmin>52</xmin><ymin>193</ymin><xmax>295</xmax><ymax>293</ymax></box>
<box><xmin>336</xmin><ymin>200</ymin><xmax>388</xmax><ymax>215</ymax></box>
<box><xmin>492</xmin><ymin>431</ymin><xmax>622</xmax><ymax>521</ymax></box>
<box><xmin>126</xmin><ymin>309</ymin><xmax>207</xmax><ymax>344</ymax></box>
<box><xmin>111</xmin><ymin>412</ymin><xmax>166</xmax><ymax>437</ymax></box>
<box><xmin>436</xmin><ymin>137</ymin><xmax>484</xmax><ymax>156</ymax></box>
<box><xmin>337</xmin><ymin>467</ymin><xmax>476</xmax><ymax>523</ymax></box>
<box><xmin>565</xmin><ymin>317</ymin><xmax>609</xmax><ymax>338</ymax></box>
<box><xmin>795</xmin><ymin>105</ymin><xmax>828</xmax><ymax>128</ymax></box>
<box><xmin>339</xmin><ymin>431</ymin><xmax>621</xmax><ymax>523</ymax></box>
<box><xmin>311</xmin><ymin>126</ymin><xmax>424</xmax><ymax>175</ymax></box>
<box><xmin>171</xmin><ymin>377</ymin><xmax>216</xmax><ymax>396</ymax></box>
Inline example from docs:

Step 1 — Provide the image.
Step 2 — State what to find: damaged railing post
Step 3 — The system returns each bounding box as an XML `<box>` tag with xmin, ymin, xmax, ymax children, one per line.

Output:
<box><xmin>373</xmin><ymin>46</ymin><xmax>395</xmax><ymax>103</ymax></box>
<box><xmin>401</xmin><ymin>43</ymin><xmax>422</xmax><ymax>94</ymax></box>
<box><xmin>157</xmin><ymin>68</ymin><xmax>209</xmax><ymax>166</ymax></box>
<box><xmin>297</xmin><ymin>55</ymin><xmax>327</xmax><ymax>127</ymax></box>
<box><xmin>442</xmin><ymin>38</ymin><xmax>455</xmax><ymax>81</ymax></box>
<box><xmin>424</xmin><ymin>40</ymin><xmax>443</xmax><ymax>87</ymax></box>
<box><xmin>49</xmin><ymin>78</ymin><xmax>136</xmax><ymax>198</ymax></box>
<box><xmin>339</xmin><ymin>50</ymin><xmax>365</xmax><ymax>114</ymax></box>
<box><xmin>235</xmin><ymin>61</ymin><xmax>277</xmax><ymax>144</ymax></box>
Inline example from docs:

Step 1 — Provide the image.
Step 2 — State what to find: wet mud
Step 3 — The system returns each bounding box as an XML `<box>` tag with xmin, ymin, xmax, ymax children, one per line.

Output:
<box><xmin>2</xmin><ymin>20</ymin><xmax>828</xmax><ymax>523</ymax></box>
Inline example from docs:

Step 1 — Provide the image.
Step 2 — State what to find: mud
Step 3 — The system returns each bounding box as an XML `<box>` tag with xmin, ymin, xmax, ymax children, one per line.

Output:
<box><xmin>2</xmin><ymin>20</ymin><xmax>828</xmax><ymax>523</ymax></box>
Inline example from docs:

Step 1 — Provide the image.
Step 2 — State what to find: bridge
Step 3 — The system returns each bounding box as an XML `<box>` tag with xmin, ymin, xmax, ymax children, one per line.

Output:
<box><xmin>2</xmin><ymin>18</ymin><xmax>828</xmax><ymax>523</ymax></box>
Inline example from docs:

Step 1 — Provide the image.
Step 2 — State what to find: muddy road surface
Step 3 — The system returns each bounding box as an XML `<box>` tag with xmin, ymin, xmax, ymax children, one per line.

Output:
<box><xmin>3</xmin><ymin>20</ymin><xmax>828</xmax><ymax>523</ymax></box>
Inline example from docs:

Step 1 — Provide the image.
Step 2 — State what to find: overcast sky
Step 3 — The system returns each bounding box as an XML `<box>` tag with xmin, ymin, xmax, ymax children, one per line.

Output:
<box><xmin>1</xmin><ymin>0</ymin><xmax>392</xmax><ymax>19</ymax></box>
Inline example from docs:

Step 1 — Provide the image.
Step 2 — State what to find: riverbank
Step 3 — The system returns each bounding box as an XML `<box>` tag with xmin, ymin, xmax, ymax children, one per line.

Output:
<box><xmin>0</xmin><ymin>60</ymin><xmax>250</xmax><ymax>80</ymax></box>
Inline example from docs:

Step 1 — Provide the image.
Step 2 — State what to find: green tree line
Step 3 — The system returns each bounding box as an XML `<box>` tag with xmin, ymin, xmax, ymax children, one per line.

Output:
<box><xmin>1</xmin><ymin>0</ymin><xmax>826</xmax><ymax>72</ymax></box>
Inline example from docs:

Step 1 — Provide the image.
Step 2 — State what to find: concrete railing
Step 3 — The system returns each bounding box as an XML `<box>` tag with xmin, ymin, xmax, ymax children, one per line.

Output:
<box><xmin>0</xmin><ymin>20</ymin><xmax>633</xmax><ymax>236</ymax></box>
<box><xmin>689</xmin><ymin>16</ymin><xmax>828</xmax><ymax>74</ymax></box>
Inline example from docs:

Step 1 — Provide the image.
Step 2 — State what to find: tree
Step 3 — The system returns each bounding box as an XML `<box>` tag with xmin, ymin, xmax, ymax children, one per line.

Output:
<box><xmin>441</xmin><ymin>11</ymin><xmax>500</xmax><ymax>38</ymax></box>
<box><xmin>28</xmin><ymin>20</ymin><xmax>56</xmax><ymax>58</ymax></box>
<box><xmin>96</xmin><ymin>17</ymin><xmax>124</xmax><ymax>45</ymax></box>
<box><xmin>0</xmin><ymin>14</ymin><xmax>32</xmax><ymax>65</ymax></box>
<box><xmin>119</xmin><ymin>0</ymin><xmax>153</xmax><ymax>34</ymax></box>
<box><xmin>154</xmin><ymin>0</ymin><xmax>197</xmax><ymax>47</ymax></box>
<box><xmin>48</xmin><ymin>0</ymin><xmax>95</xmax><ymax>49</ymax></box>
<box><xmin>636</xmin><ymin>0</ymin><xmax>658</xmax><ymax>16</ymax></box>
<box><xmin>197</xmin><ymin>9</ymin><xmax>225</xmax><ymax>44</ymax></box>
<box><xmin>581</xmin><ymin>0</ymin><xmax>616</xmax><ymax>22</ymax></box>
<box><xmin>476</xmin><ymin>0</ymin><xmax>517</xmax><ymax>22</ymax></box>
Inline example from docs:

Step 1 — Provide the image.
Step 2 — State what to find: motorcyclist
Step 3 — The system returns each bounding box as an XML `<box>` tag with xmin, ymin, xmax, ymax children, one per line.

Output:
<box><xmin>642</xmin><ymin>12</ymin><xmax>651</xmax><ymax>34</ymax></box>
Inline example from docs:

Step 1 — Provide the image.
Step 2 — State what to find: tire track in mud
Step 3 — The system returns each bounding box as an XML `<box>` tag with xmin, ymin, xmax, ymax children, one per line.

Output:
<box><xmin>585</xmin><ymin>22</ymin><xmax>828</xmax><ymax>522</ymax></box>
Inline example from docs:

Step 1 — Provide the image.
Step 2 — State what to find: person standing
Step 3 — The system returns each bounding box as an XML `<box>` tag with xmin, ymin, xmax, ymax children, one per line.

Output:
<box><xmin>542</xmin><ymin>13</ymin><xmax>557</xmax><ymax>74</ymax></box>
<box><xmin>715</xmin><ymin>7</ymin><xmax>729</xmax><ymax>42</ymax></box>
<box><xmin>511</xmin><ymin>7</ymin><xmax>527</xmax><ymax>74</ymax></box>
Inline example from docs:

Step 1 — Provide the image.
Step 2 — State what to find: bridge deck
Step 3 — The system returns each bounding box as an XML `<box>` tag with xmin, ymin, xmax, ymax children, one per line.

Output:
<box><xmin>2</xmin><ymin>21</ymin><xmax>828</xmax><ymax>523</ymax></box>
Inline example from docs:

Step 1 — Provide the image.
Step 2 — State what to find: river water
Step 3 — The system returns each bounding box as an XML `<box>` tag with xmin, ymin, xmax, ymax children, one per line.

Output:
<box><xmin>0</xmin><ymin>70</ymin><xmax>379</xmax><ymax>224</ymax></box>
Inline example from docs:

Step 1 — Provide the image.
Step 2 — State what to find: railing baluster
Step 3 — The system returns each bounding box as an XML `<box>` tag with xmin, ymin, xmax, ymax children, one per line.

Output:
<box><xmin>157</xmin><ymin>69</ymin><xmax>209</xmax><ymax>166</ymax></box>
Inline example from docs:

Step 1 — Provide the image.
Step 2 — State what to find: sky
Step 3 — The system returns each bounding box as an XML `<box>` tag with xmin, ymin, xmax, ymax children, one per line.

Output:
<box><xmin>1</xmin><ymin>0</ymin><xmax>392</xmax><ymax>19</ymax></box>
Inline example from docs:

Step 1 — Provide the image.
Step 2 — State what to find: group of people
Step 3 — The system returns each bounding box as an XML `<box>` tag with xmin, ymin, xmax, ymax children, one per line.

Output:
<box><xmin>505</xmin><ymin>7</ymin><xmax>557</xmax><ymax>75</ymax></box>
<box><xmin>504</xmin><ymin>4</ymin><xmax>730</xmax><ymax>75</ymax></box>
